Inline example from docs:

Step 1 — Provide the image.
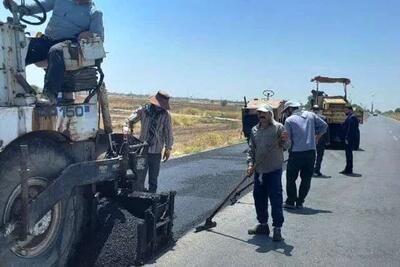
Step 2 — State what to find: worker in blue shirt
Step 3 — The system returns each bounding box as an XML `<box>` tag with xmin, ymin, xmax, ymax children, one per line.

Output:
<box><xmin>3</xmin><ymin>0</ymin><xmax>104</xmax><ymax>105</ymax></box>
<box><xmin>283</xmin><ymin>101</ymin><xmax>328</xmax><ymax>209</ymax></box>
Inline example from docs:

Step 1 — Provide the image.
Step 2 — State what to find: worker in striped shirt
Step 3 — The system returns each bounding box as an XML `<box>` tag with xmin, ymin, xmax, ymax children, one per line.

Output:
<box><xmin>127</xmin><ymin>91</ymin><xmax>174</xmax><ymax>193</ymax></box>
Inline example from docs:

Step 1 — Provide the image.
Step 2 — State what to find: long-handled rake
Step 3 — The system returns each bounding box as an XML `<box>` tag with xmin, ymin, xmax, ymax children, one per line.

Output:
<box><xmin>195</xmin><ymin>172</ymin><xmax>251</xmax><ymax>232</ymax></box>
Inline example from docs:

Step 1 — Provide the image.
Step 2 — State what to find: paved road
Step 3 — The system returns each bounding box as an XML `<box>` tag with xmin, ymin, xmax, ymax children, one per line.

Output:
<box><xmin>73</xmin><ymin>115</ymin><xmax>400</xmax><ymax>266</ymax></box>
<box><xmin>148</xmin><ymin>115</ymin><xmax>400</xmax><ymax>266</ymax></box>
<box><xmin>157</xmin><ymin>144</ymin><xmax>250</xmax><ymax>237</ymax></box>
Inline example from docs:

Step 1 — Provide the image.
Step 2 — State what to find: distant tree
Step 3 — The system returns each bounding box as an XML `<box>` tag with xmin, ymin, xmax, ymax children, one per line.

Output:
<box><xmin>351</xmin><ymin>104</ymin><xmax>364</xmax><ymax>112</ymax></box>
<box><xmin>375</xmin><ymin>109</ymin><xmax>382</xmax><ymax>114</ymax></box>
<box><xmin>304</xmin><ymin>95</ymin><xmax>314</xmax><ymax>110</ymax></box>
<box><xmin>220</xmin><ymin>100</ymin><xmax>228</xmax><ymax>106</ymax></box>
<box><xmin>395</xmin><ymin>108</ymin><xmax>400</xmax><ymax>113</ymax></box>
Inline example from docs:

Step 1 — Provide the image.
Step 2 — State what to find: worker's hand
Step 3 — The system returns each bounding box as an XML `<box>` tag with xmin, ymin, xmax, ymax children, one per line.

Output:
<box><xmin>78</xmin><ymin>31</ymin><xmax>94</xmax><ymax>41</ymax></box>
<box><xmin>162</xmin><ymin>149</ymin><xmax>171</xmax><ymax>162</ymax></box>
<box><xmin>281</xmin><ymin>131</ymin><xmax>288</xmax><ymax>142</ymax></box>
<box><xmin>246</xmin><ymin>165</ymin><xmax>255</xmax><ymax>177</ymax></box>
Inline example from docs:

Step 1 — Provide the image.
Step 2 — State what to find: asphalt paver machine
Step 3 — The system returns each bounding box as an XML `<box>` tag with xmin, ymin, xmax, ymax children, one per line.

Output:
<box><xmin>0</xmin><ymin>1</ymin><xmax>175</xmax><ymax>266</ymax></box>
<box><xmin>310</xmin><ymin>76</ymin><xmax>363</xmax><ymax>146</ymax></box>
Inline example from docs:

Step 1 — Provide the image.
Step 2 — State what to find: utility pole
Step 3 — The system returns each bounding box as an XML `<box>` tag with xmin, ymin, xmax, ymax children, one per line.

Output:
<box><xmin>371</xmin><ymin>94</ymin><xmax>375</xmax><ymax>113</ymax></box>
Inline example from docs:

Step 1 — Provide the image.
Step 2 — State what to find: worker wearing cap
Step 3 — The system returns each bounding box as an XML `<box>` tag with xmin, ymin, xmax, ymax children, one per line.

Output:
<box><xmin>247</xmin><ymin>104</ymin><xmax>289</xmax><ymax>241</ymax></box>
<box><xmin>311</xmin><ymin>105</ymin><xmax>330</xmax><ymax>177</ymax></box>
<box><xmin>283</xmin><ymin>101</ymin><xmax>328</xmax><ymax>209</ymax></box>
<box><xmin>127</xmin><ymin>91</ymin><xmax>174</xmax><ymax>193</ymax></box>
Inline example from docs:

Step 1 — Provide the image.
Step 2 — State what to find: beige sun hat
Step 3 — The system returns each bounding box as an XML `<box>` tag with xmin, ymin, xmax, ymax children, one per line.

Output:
<box><xmin>256</xmin><ymin>104</ymin><xmax>273</xmax><ymax>113</ymax></box>
<box><xmin>149</xmin><ymin>91</ymin><xmax>171</xmax><ymax>110</ymax></box>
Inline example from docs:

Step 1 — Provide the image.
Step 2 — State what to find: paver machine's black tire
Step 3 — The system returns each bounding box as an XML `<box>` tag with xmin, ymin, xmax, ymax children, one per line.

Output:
<box><xmin>0</xmin><ymin>136</ymin><xmax>88</xmax><ymax>267</ymax></box>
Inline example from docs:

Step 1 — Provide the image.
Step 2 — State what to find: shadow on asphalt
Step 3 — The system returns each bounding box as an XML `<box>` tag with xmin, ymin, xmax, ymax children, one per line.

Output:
<box><xmin>208</xmin><ymin>230</ymin><xmax>294</xmax><ymax>256</ymax></box>
<box><xmin>312</xmin><ymin>174</ymin><xmax>332</xmax><ymax>179</ymax></box>
<box><xmin>248</xmin><ymin>235</ymin><xmax>294</xmax><ymax>256</ymax></box>
<box><xmin>341</xmin><ymin>173</ymin><xmax>362</xmax><ymax>177</ymax></box>
<box><xmin>284</xmin><ymin>207</ymin><xmax>332</xmax><ymax>215</ymax></box>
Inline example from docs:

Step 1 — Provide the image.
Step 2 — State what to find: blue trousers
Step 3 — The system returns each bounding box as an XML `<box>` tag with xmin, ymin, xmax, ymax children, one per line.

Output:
<box><xmin>253</xmin><ymin>169</ymin><xmax>284</xmax><ymax>227</ymax></box>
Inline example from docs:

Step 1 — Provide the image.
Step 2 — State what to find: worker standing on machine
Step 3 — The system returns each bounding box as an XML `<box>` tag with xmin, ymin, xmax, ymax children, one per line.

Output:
<box><xmin>127</xmin><ymin>91</ymin><xmax>174</xmax><ymax>193</ymax></box>
<box><xmin>246</xmin><ymin>104</ymin><xmax>289</xmax><ymax>242</ymax></box>
<box><xmin>3</xmin><ymin>0</ymin><xmax>104</xmax><ymax>105</ymax></box>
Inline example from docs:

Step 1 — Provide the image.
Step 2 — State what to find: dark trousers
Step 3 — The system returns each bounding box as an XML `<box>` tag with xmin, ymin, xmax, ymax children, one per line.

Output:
<box><xmin>253</xmin><ymin>169</ymin><xmax>284</xmax><ymax>227</ymax></box>
<box><xmin>344</xmin><ymin>143</ymin><xmax>353</xmax><ymax>173</ymax></box>
<box><xmin>145</xmin><ymin>153</ymin><xmax>162</xmax><ymax>193</ymax></box>
<box><xmin>25</xmin><ymin>37</ymin><xmax>66</xmax><ymax>97</ymax></box>
<box><xmin>314</xmin><ymin>145</ymin><xmax>325</xmax><ymax>174</ymax></box>
<box><xmin>286</xmin><ymin>150</ymin><xmax>316</xmax><ymax>205</ymax></box>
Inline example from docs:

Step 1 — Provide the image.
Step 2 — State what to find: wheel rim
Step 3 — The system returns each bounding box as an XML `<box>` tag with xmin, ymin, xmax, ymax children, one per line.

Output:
<box><xmin>3</xmin><ymin>177</ymin><xmax>62</xmax><ymax>258</ymax></box>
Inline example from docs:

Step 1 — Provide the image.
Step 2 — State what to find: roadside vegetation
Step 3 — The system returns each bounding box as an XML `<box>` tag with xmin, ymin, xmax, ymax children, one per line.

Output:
<box><xmin>108</xmin><ymin>94</ymin><xmax>245</xmax><ymax>156</ymax></box>
<box><xmin>383</xmin><ymin>108</ymin><xmax>400</xmax><ymax>121</ymax></box>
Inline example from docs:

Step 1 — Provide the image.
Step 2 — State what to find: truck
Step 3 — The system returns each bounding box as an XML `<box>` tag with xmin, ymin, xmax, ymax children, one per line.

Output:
<box><xmin>0</xmin><ymin>1</ymin><xmax>175</xmax><ymax>266</ymax></box>
<box><xmin>310</xmin><ymin>76</ymin><xmax>364</xmax><ymax>146</ymax></box>
<box><xmin>242</xmin><ymin>89</ymin><xmax>286</xmax><ymax>141</ymax></box>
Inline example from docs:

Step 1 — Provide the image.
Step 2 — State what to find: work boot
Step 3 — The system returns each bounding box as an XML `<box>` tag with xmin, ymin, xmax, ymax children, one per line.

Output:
<box><xmin>313</xmin><ymin>172</ymin><xmax>322</xmax><ymax>177</ymax></box>
<box><xmin>248</xmin><ymin>224</ymin><xmax>269</xmax><ymax>235</ymax></box>
<box><xmin>36</xmin><ymin>94</ymin><xmax>56</xmax><ymax>106</ymax></box>
<box><xmin>296</xmin><ymin>202</ymin><xmax>304</xmax><ymax>209</ymax></box>
<box><xmin>283</xmin><ymin>201</ymin><xmax>296</xmax><ymax>209</ymax></box>
<box><xmin>272</xmin><ymin>227</ymin><xmax>284</xmax><ymax>242</ymax></box>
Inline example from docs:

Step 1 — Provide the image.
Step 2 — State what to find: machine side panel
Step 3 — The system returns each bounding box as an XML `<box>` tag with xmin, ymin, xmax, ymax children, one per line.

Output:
<box><xmin>0</xmin><ymin>106</ymin><xmax>33</xmax><ymax>149</ymax></box>
<box><xmin>0</xmin><ymin>23</ymin><xmax>29</xmax><ymax>106</ymax></box>
<box><xmin>32</xmin><ymin>103</ymin><xmax>98</xmax><ymax>141</ymax></box>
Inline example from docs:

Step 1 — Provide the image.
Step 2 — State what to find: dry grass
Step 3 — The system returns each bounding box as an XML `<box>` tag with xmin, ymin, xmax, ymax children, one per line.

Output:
<box><xmin>173</xmin><ymin>129</ymin><xmax>243</xmax><ymax>156</ymax></box>
<box><xmin>386</xmin><ymin>113</ymin><xmax>400</xmax><ymax>121</ymax></box>
<box><xmin>108</xmin><ymin>94</ymin><xmax>245</xmax><ymax>156</ymax></box>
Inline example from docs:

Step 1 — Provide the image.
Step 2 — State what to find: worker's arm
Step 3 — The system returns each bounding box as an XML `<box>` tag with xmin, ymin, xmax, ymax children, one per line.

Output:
<box><xmin>314</xmin><ymin>113</ymin><xmax>328</xmax><ymax>141</ymax></box>
<box><xmin>246</xmin><ymin>129</ymin><xmax>256</xmax><ymax>176</ymax></box>
<box><xmin>163</xmin><ymin>112</ymin><xmax>174</xmax><ymax>162</ymax></box>
<box><xmin>278</xmin><ymin>124</ymin><xmax>290</xmax><ymax>150</ymax></box>
<box><xmin>347</xmin><ymin>115</ymin><xmax>359</xmax><ymax>144</ymax></box>
<box><xmin>283</xmin><ymin>119</ymin><xmax>292</xmax><ymax>151</ymax></box>
<box><xmin>89</xmin><ymin>9</ymin><xmax>104</xmax><ymax>41</ymax></box>
<box><xmin>20</xmin><ymin>0</ymin><xmax>55</xmax><ymax>15</ymax></box>
<box><xmin>127</xmin><ymin>107</ymin><xmax>143</xmax><ymax>129</ymax></box>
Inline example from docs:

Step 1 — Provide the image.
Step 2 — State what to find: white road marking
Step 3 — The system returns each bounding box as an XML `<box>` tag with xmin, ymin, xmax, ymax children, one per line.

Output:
<box><xmin>394</xmin><ymin>136</ymin><xmax>399</xmax><ymax>141</ymax></box>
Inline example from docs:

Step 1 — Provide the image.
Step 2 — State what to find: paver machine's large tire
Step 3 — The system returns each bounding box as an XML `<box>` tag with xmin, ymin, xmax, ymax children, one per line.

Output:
<box><xmin>0</xmin><ymin>135</ymin><xmax>88</xmax><ymax>267</ymax></box>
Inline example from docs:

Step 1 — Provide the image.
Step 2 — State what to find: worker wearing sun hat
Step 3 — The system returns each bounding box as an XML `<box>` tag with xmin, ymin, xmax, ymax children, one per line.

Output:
<box><xmin>127</xmin><ymin>90</ymin><xmax>174</xmax><ymax>192</ymax></box>
<box><xmin>246</xmin><ymin>104</ymin><xmax>289</xmax><ymax>241</ymax></box>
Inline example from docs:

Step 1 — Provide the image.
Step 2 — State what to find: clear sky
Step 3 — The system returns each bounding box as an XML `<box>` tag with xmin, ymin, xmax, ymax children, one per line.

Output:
<box><xmin>1</xmin><ymin>0</ymin><xmax>399</xmax><ymax>111</ymax></box>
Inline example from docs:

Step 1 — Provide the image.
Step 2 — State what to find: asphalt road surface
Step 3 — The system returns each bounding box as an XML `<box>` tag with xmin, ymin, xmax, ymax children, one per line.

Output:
<box><xmin>73</xmin><ymin>115</ymin><xmax>400</xmax><ymax>266</ymax></box>
<box><xmin>149</xmin><ymin>115</ymin><xmax>400</xmax><ymax>266</ymax></box>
